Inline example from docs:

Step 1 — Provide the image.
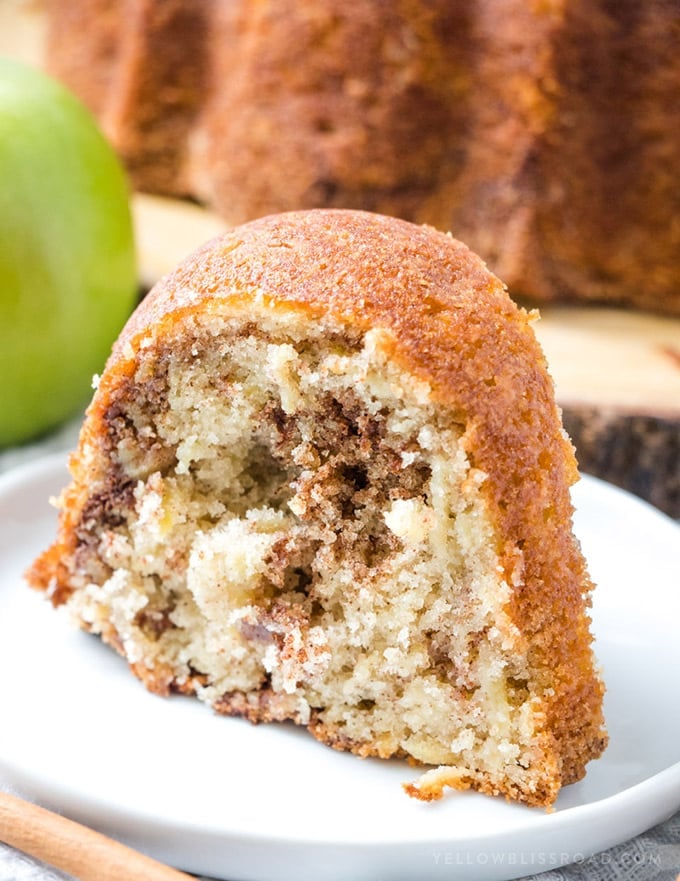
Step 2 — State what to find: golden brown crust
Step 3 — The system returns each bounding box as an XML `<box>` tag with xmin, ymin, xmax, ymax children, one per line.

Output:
<box><xmin>46</xmin><ymin>0</ymin><xmax>211</xmax><ymax>197</ymax></box>
<box><xmin>28</xmin><ymin>210</ymin><xmax>606</xmax><ymax>798</ymax></box>
<box><xmin>193</xmin><ymin>0</ymin><xmax>467</xmax><ymax>222</ymax></box>
<box><xmin>44</xmin><ymin>0</ymin><xmax>680</xmax><ymax>313</ymax></box>
<box><xmin>45</xmin><ymin>0</ymin><xmax>123</xmax><ymax>119</ymax></box>
<box><xmin>529</xmin><ymin>0</ymin><xmax>680</xmax><ymax>313</ymax></box>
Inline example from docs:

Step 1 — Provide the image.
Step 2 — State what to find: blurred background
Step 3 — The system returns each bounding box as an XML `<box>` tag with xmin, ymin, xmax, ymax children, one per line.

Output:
<box><xmin>0</xmin><ymin>0</ymin><xmax>678</xmax><ymax>517</ymax></box>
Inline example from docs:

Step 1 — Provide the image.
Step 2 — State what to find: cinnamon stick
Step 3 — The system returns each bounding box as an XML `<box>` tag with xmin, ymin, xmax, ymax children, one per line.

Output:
<box><xmin>0</xmin><ymin>791</ymin><xmax>194</xmax><ymax>881</ymax></box>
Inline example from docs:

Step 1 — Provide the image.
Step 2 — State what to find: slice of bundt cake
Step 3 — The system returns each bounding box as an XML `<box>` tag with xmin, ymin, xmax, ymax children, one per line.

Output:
<box><xmin>27</xmin><ymin>210</ymin><xmax>607</xmax><ymax>807</ymax></box>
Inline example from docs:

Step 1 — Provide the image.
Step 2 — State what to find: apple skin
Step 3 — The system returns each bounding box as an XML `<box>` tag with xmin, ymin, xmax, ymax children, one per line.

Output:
<box><xmin>0</xmin><ymin>57</ymin><xmax>137</xmax><ymax>448</ymax></box>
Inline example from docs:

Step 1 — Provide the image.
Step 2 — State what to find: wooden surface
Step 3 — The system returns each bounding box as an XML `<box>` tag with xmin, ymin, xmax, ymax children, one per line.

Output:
<box><xmin>3</xmin><ymin>0</ymin><xmax>679</xmax><ymax>516</ymax></box>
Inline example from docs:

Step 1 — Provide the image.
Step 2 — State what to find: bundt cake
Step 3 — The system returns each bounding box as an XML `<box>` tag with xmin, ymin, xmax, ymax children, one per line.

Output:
<box><xmin>44</xmin><ymin>0</ymin><xmax>680</xmax><ymax>314</ymax></box>
<box><xmin>27</xmin><ymin>210</ymin><xmax>607</xmax><ymax>807</ymax></box>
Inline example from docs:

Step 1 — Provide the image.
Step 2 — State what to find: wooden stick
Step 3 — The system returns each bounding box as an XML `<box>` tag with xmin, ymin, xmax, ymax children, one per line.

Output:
<box><xmin>0</xmin><ymin>791</ymin><xmax>194</xmax><ymax>881</ymax></box>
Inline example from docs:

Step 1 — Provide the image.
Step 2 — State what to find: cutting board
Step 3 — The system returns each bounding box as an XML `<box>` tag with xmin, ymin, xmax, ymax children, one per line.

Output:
<box><xmin>3</xmin><ymin>0</ymin><xmax>679</xmax><ymax>517</ymax></box>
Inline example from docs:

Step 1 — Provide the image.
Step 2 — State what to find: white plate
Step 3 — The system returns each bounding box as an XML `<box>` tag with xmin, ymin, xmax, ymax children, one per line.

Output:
<box><xmin>0</xmin><ymin>454</ymin><xmax>679</xmax><ymax>881</ymax></box>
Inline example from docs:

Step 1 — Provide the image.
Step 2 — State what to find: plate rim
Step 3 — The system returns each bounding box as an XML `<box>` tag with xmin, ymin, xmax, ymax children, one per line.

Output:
<box><xmin>1</xmin><ymin>452</ymin><xmax>679</xmax><ymax>880</ymax></box>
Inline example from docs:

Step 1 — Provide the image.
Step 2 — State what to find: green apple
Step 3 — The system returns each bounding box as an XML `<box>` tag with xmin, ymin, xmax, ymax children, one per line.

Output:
<box><xmin>0</xmin><ymin>57</ymin><xmax>137</xmax><ymax>448</ymax></box>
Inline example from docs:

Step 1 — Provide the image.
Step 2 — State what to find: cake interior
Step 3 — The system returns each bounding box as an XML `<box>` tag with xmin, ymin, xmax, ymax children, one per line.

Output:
<box><xmin>67</xmin><ymin>308</ymin><xmax>556</xmax><ymax>801</ymax></box>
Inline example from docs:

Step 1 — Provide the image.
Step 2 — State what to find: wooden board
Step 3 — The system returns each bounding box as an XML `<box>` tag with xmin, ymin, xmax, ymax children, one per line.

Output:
<box><xmin>4</xmin><ymin>0</ymin><xmax>679</xmax><ymax>516</ymax></box>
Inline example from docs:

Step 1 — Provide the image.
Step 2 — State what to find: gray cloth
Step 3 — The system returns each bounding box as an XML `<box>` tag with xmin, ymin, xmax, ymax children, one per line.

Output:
<box><xmin>1</xmin><ymin>427</ymin><xmax>679</xmax><ymax>881</ymax></box>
